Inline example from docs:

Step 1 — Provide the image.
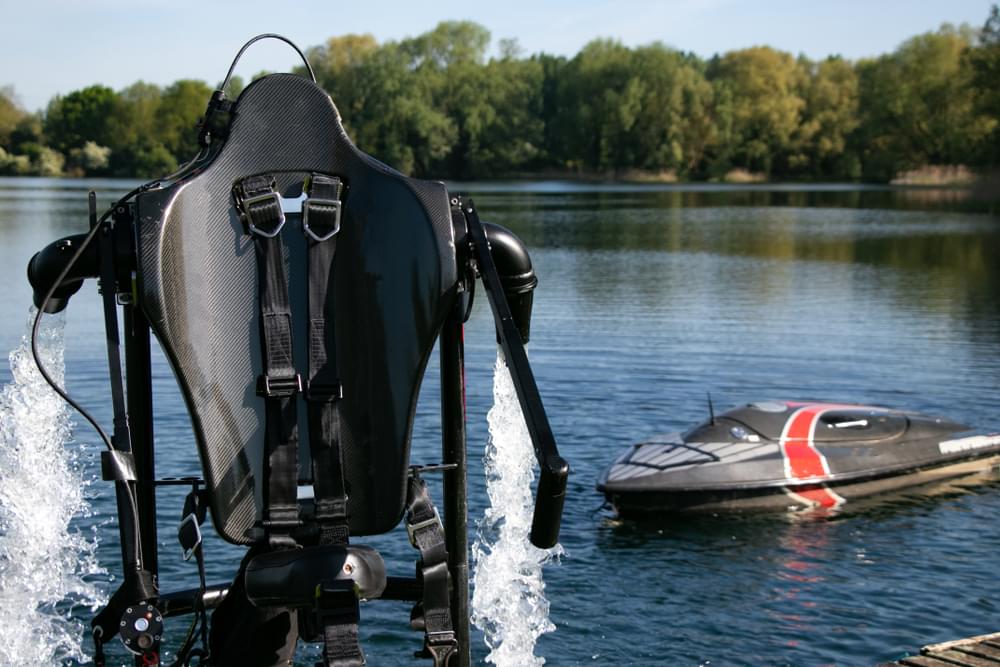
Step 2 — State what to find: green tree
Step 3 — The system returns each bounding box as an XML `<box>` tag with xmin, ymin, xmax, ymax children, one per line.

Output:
<box><xmin>345</xmin><ymin>40</ymin><xmax>456</xmax><ymax>175</ymax></box>
<box><xmin>308</xmin><ymin>34</ymin><xmax>380</xmax><ymax>121</ymax></box>
<box><xmin>796</xmin><ymin>56</ymin><xmax>860</xmax><ymax>178</ymax></box>
<box><xmin>9</xmin><ymin>112</ymin><xmax>43</xmax><ymax>152</ymax></box>
<box><xmin>0</xmin><ymin>86</ymin><xmax>25</xmax><ymax>150</ymax></box>
<box><xmin>707</xmin><ymin>47</ymin><xmax>806</xmax><ymax>176</ymax></box>
<box><xmin>555</xmin><ymin>39</ymin><xmax>640</xmax><ymax>172</ymax></box>
<box><xmin>44</xmin><ymin>85</ymin><xmax>118</xmax><ymax>154</ymax></box>
<box><xmin>968</xmin><ymin>5</ymin><xmax>1000</xmax><ymax>166</ymax></box>
<box><xmin>156</xmin><ymin>79</ymin><xmax>213</xmax><ymax>166</ymax></box>
<box><xmin>401</xmin><ymin>20</ymin><xmax>490</xmax><ymax>68</ymax></box>
<box><xmin>106</xmin><ymin>81</ymin><xmax>178</xmax><ymax>176</ymax></box>
<box><xmin>854</xmin><ymin>25</ymin><xmax>995</xmax><ymax>180</ymax></box>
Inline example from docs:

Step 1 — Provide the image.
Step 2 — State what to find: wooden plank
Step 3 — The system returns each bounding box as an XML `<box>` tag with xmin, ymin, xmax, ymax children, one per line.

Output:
<box><xmin>956</xmin><ymin>645</ymin><xmax>1000</xmax><ymax>662</ymax></box>
<box><xmin>932</xmin><ymin>649</ymin><xmax>1000</xmax><ymax>667</ymax></box>
<box><xmin>985</xmin><ymin>642</ymin><xmax>1000</xmax><ymax>651</ymax></box>
<box><xmin>925</xmin><ymin>634</ymin><xmax>1000</xmax><ymax>654</ymax></box>
<box><xmin>900</xmin><ymin>656</ymin><xmax>977</xmax><ymax>667</ymax></box>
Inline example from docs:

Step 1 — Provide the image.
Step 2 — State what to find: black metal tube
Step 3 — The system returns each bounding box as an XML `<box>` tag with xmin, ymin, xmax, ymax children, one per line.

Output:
<box><xmin>441</xmin><ymin>303</ymin><xmax>471</xmax><ymax>667</ymax></box>
<box><xmin>124</xmin><ymin>304</ymin><xmax>158</xmax><ymax>578</ymax></box>
<box><xmin>26</xmin><ymin>233</ymin><xmax>100</xmax><ymax>313</ymax></box>
<box><xmin>465</xmin><ymin>203</ymin><xmax>569</xmax><ymax>549</ymax></box>
<box><xmin>93</xmin><ymin>194</ymin><xmax>142</xmax><ymax>576</ymax></box>
<box><xmin>159</xmin><ymin>584</ymin><xmax>230</xmax><ymax>617</ymax></box>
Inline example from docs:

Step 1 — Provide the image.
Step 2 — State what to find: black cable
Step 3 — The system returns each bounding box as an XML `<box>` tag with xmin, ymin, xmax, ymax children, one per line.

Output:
<box><xmin>30</xmin><ymin>182</ymin><xmax>153</xmax><ymax>560</ymax></box>
<box><xmin>221</xmin><ymin>33</ymin><xmax>316</xmax><ymax>94</ymax></box>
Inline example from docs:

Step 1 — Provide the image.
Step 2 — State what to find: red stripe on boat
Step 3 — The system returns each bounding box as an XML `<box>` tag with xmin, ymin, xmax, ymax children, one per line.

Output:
<box><xmin>780</xmin><ymin>404</ymin><xmax>846</xmax><ymax>508</ymax></box>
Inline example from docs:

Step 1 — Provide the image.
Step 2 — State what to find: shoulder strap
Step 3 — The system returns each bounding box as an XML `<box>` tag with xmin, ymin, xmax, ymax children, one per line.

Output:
<box><xmin>234</xmin><ymin>174</ymin><xmax>301</xmax><ymax>549</ymax></box>
<box><xmin>302</xmin><ymin>174</ymin><xmax>367</xmax><ymax>667</ymax></box>
<box><xmin>407</xmin><ymin>472</ymin><xmax>458</xmax><ymax>666</ymax></box>
<box><xmin>303</xmin><ymin>173</ymin><xmax>350</xmax><ymax>547</ymax></box>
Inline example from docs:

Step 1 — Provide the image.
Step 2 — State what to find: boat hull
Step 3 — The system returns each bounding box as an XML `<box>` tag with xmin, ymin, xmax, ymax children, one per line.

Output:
<box><xmin>598</xmin><ymin>401</ymin><xmax>1000</xmax><ymax>515</ymax></box>
<box><xmin>603</xmin><ymin>454</ymin><xmax>1000</xmax><ymax>515</ymax></box>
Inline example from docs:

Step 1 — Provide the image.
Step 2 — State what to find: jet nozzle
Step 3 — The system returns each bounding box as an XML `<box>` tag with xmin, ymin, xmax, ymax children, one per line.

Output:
<box><xmin>482</xmin><ymin>222</ymin><xmax>536</xmax><ymax>344</ymax></box>
<box><xmin>27</xmin><ymin>233</ymin><xmax>99</xmax><ymax>313</ymax></box>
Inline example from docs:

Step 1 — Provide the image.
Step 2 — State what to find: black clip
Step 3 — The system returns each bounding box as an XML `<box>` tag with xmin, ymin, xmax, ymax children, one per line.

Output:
<box><xmin>242</xmin><ymin>191</ymin><xmax>286</xmax><ymax>238</ymax></box>
<box><xmin>302</xmin><ymin>197</ymin><xmax>341</xmax><ymax>242</ymax></box>
<box><xmin>234</xmin><ymin>175</ymin><xmax>286</xmax><ymax>238</ymax></box>
<box><xmin>256</xmin><ymin>373</ymin><xmax>302</xmax><ymax>397</ymax></box>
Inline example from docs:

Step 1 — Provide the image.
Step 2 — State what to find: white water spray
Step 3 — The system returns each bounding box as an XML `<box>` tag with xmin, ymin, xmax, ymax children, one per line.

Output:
<box><xmin>471</xmin><ymin>349</ymin><xmax>561</xmax><ymax>666</ymax></box>
<box><xmin>0</xmin><ymin>311</ymin><xmax>106</xmax><ymax>664</ymax></box>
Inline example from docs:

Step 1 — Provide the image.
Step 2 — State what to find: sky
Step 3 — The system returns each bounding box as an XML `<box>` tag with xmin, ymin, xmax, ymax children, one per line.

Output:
<box><xmin>1</xmin><ymin>0</ymin><xmax>995</xmax><ymax>112</ymax></box>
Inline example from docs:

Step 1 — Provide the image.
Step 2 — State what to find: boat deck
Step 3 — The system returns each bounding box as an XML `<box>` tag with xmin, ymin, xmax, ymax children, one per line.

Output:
<box><xmin>880</xmin><ymin>632</ymin><xmax>1000</xmax><ymax>666</ymax></box>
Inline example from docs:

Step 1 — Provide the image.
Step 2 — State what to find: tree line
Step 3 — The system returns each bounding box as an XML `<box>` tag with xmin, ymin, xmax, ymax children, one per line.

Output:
<box><xmin>2</xmin><ymin>8</ymin><xmax>999</xmax><ymax>182</ymax></box>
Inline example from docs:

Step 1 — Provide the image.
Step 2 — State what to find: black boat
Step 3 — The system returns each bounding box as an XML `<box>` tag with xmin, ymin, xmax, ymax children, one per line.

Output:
<box><xmin>25</xmin><ymin>35</ymin><xmax>567</xmax><ymax>667</ymax></box>
<box><xmin>598</xmin><ymin>401</ymin><xmax>1000</xmax><ymax>515</ymax></box>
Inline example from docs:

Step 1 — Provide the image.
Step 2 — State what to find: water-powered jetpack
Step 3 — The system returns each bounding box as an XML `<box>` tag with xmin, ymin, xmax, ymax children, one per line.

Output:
<box><xmin>26</xmin><ymin>35</ymin><xmax>567</xmax><ymax>667</ymax></box>
<box><xmin>598</xmin><ymin>401</ymin><xmax>1000</xmax><ymax>515</ymax></box>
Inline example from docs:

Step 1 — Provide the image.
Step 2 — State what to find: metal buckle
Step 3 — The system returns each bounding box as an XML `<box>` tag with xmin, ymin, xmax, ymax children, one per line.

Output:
<box><xmin>178</xmin><ymin>513</ymin><xmax>202</xmax><ymax>561</ymax></box>
<box><xmin>424</xmin><ymin>630</ymin><xmax>458</xmax><ymax>664</ymax></box>
<box><xmin>302</xmin><ymin>198</ymin><xmax>341</xmax><ymax>242</ymax></box>
<box><xmin>242</xmin><ymin>192</ymin><xmax>286</xmax><ymax>238</ymax></box>
<box><xmin>406</xmin><ymin>507</ymin><xmax>442</xmax><ymax>547</ymax></box>
<box><xmin>257</xmin><ymin>373</ymin><xmax>302</xmax><ymax>397</ymax></box>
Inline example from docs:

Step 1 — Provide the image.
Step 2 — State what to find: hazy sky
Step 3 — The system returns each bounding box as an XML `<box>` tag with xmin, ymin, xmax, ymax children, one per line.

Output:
<box><xmin>2</xmin><ymin>0</ymin><xmax>995</xmax><ymax>111</ymax></box>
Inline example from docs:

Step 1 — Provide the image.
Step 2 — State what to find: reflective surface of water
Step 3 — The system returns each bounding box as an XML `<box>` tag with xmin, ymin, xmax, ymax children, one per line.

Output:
<box><xmin>2</xmin><ymin>177</ymin><xmax>999</xmax><ymax>665</ymax></box>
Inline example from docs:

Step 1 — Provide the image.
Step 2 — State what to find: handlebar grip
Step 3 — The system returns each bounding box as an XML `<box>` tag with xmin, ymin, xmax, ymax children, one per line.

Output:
<box><xmin>530</xmin><ymin>455</ymin><xmax>569</xmax><ymax>549</ymax></box>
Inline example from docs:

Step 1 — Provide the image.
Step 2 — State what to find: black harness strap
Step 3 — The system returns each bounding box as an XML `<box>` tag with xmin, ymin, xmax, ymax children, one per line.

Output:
<box><xmin>303</xmin><ymin>173</ymin><xmax>349</xmax><ymax>548</ymax></box>
<box><xmin>234</xmin><ymin>175</ymin><xmax>301</xmax><ymax>549</ymax></box>
<box><xmin>302</xmin><ymin>174</ymin><xmax>364</xmax><ymax>667</ymax></box>
<box><xmin>407</xmin><ymin>472</ymin><xmax>458</xmax><ymax>667</ymax></box>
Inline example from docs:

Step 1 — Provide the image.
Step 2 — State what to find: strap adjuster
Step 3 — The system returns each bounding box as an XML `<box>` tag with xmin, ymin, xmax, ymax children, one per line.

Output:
<box><xmin>406</xmin><ymin>507</ymin><xmax>442</xmax><ymax>548</ymax></box>
<box><xmin>242</xmin><ymin>192</ymin><xmax>286</xmax><ymax>238</ymax></box>
<box><xmin>302</xmin><ymin>198</ymin><xmax>342</xmax><ymax>242</ymax></box>
<box><xmin>307</xmin><ymin>381</ymin><xmax>343</xmax><ymax>402</ymax></box>
<box><xmin>257</xmin><ymin>373</ymin><xmax>302</xmax><ymax>397</ymax></box>
<box><xmin>422</xmin><ymin>630</ymin><xmax>458</xmax><ymax>664</ymax></box>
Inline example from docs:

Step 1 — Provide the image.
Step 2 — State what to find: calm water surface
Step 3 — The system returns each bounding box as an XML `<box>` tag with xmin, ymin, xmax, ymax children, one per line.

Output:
<box><xmin>1</xmin><ymin>177</ymin><xmax>999</xmax><ymax>666</ymax></box>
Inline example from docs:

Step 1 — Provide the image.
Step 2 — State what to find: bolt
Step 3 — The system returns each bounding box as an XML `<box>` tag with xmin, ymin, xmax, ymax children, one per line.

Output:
<box><xmin>343</xmin><ymin>562</ymin><xmax>355</xmax><ymax>575</ymax></box>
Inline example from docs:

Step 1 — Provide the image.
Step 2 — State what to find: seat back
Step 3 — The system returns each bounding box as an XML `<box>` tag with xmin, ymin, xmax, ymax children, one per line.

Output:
<box><xmin>133</xmin><ymin>73</ymin><xmax>459</xmax><ymax>543</ymax></box>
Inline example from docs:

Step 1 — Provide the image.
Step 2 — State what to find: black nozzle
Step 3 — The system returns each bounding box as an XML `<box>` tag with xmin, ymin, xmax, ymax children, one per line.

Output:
<box><xmin>27</xmin><ymin>233</ymin><xmax>100</xmax><ymax>313</ymax></box>
<box><xmin>530</xmin><ymin>454</ymin><xmax>569</xmax><ymax>549</ymax></box>
<box><xmin>482</xmin><ymin>222</ymin><xmax>536</xmax><ymax>344</ymax></box>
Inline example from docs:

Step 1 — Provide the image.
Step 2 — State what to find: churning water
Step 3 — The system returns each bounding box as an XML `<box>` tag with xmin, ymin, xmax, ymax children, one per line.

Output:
<box><xmin>0</xmin><ymin>311</ymin><xmax>105</xmax><ymax>664</ymax></box>
<box><xmin>471</xmin><ymin>350</ymin><xmax>561</xmax><ymax>666</ymax></box>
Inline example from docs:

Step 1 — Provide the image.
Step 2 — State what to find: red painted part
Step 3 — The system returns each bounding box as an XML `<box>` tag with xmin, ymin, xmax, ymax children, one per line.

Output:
<box><xmin>779</xmin><ymin>403</ymin><xmax>861</xmax><ymax>508</ymax></box>
<box><xmin>782</xmin><ymin>406</ymin><xmax>834</xmax><ymax>479</ymax></box>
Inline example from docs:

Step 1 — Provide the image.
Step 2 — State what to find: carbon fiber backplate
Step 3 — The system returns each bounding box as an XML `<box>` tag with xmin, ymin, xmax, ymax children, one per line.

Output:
<box><xmin>134</xmin><ymin>74</ymin><xmax>458</xmax><ymax>544</ymax></box>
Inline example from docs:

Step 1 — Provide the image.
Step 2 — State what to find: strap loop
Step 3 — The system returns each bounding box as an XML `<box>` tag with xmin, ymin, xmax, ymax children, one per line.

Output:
<box><xmin>303</xmin><ymin>198</ymin><xmax>342</xmax><ymax>242</ymax></box>
<box><xmin>235</xmin><ymin>175</ymin><xmax>286</xmax><ymax>238</ymax></box>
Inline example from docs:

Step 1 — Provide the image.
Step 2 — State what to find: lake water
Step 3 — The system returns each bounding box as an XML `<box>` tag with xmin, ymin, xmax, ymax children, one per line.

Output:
<box><xmin>1</xmin><ymin>177</ymin><xmax>999</xmax><ymax>666</ymax></box>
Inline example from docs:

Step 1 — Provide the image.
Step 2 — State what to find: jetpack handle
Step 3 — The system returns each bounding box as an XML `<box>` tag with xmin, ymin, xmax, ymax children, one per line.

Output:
<box><xmin>462</xmin><ymin>200</ymin><xmax>569</xmax><ymax>549</ymax></box>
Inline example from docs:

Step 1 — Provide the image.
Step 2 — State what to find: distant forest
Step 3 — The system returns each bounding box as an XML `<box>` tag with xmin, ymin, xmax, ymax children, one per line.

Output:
<box><xmin>2</xmin><ymin>7</ymin><xmax>1000</xmax><ymax>183</ymax></box>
